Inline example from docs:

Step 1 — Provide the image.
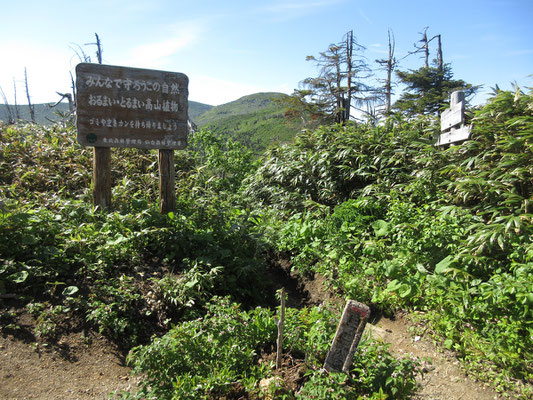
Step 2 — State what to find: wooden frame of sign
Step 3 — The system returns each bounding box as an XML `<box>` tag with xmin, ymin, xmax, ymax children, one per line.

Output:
<box><xmin>75</xmin><ymin>63</ymin><xmax>189</xmax><ymax>213</ymax></box>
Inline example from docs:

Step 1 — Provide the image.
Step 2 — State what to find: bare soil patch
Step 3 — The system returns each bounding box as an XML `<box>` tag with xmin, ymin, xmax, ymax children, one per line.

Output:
<box><xmin>368</xmin><ymin>316</ymin><xmax>503</xmax><ymax>400</ymax></box>
<box><xmin>0</xmin><ymin>312</ymin><xmax>137</xmax><ymax>400</ymax></box>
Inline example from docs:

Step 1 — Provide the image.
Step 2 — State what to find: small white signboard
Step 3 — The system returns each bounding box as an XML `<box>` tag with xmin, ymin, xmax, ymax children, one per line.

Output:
<box><xmin>440</xmin><ymin>101</ymin><xmax>464</xmax><ymax>130</ymax></box>
<box><xmin>437</xmin><ymin>91</ymin><xmax>471</xmax><ymax>146</ymax></box>
<box><xmin>436</xmin><ymin>125</ymin><xmax>471</xmax><ymax>146</ymax></box>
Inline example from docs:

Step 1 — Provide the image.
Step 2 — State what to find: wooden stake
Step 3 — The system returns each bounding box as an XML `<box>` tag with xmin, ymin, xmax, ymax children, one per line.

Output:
<box><xmin>158</xmin><ymin>149</ymin><xmax>175</xmax><ymax>214</ymax></box>
<box><xmin>93</xmin><ymin>147</ymin><xmax>111</xmax><ymax>210</ymax></box>
<box><xmin>276</xmin><ymin>287</ymin><xmax>286</xmax><ymax>370</ymax></box>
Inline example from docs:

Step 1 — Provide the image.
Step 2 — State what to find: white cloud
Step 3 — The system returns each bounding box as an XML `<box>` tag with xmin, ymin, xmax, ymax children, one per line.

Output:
<box><xmin>368</xmin><ymin>43</ymin><xmax>388</xmax><ymax>55</ymax></box>
<box><xmin>124</xmin><ymin>20</ymin><xmax>205</xmax><ymax>69</ymax></box>
<box><xmin>504</xmin><ymin>49</ymin><xmax>533</xmax><ymax>57</ymax></box>
<box><xmin>358</xmin><ymin>8</ymin><xmax>372</xmax><ymax>24</ymax></box>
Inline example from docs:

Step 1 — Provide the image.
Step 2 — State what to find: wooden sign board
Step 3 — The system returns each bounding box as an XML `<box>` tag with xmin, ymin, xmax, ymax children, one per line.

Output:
<box><xmin>440</xmin><ymin>101</ymin><xmax>464</xmax><ymax>130</ymax></box>
<box><xmin>436</xmin><ymin>125</ymin><xmax>471</xmax><ymax>146</ymax></box>
<box><xmin>324</xmin><ymin>300</ymin><xmax>370</xmax><ymax>373</ymax></box>
<box><xmin>76</xmin><ymin>63</ymin><xmax>188</xmax><ymax>150</ymax></box>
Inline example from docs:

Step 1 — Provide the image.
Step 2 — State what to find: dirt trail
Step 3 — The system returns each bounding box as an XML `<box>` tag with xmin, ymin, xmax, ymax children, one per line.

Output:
<box><xmin>0</xmin><ymin>313</ymin><xmax>137</xmax><ymax>400</ymax></box>
<box><xmin>368</xmin><ymin>317</ymin><xmax>502</xmax><ymax>400</ymax></box>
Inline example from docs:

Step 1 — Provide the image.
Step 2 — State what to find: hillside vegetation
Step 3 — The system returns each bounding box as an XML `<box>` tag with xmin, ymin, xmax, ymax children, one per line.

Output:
<box><xmin>0</xmin><ymin>102</ymin><xmax>71</xmax><ymax>125</ymax></box>
<box><xmin>195</xmin><ymin>92</ymin><xmax>300</xmax><ymax>151</ymax></box>
<box><xmin>0</xmin><ymin>89</ymin><xmax>531</xmax><ymax>399</ymax></box>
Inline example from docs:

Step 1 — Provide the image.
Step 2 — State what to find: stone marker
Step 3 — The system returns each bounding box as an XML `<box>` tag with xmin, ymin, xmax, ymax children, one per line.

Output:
<box><xmin>324</xmin><ymin>300</ymin><xmax>370</xmax><ymax>373</ymax></box>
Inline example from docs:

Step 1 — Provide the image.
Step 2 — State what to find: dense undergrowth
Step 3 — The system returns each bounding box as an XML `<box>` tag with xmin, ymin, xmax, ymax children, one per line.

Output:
<box><xmin>245</xmin><ymin>89</ymin><xmax>533</xmax><ymax>396</ymax></box>
<box><xmin>0</xmin><ymin>88</ymin><xmax>531</xmax><ymax>398</ymax></box>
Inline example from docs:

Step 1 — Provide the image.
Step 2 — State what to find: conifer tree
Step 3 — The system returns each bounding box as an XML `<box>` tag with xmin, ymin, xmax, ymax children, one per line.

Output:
<box><xmin>393</xmin><ymin>29</ymin><xmax>477</xmax><ymax>116</ymax></box>
<box><xmin>283</xmin><ymin>31</ymin><xmax>376</xmax><ymax>125</ymax></box>
<box><xmin>393</xmin><ymin>62</ymin><xmax>476</xmax><ymax>115</ymax></box>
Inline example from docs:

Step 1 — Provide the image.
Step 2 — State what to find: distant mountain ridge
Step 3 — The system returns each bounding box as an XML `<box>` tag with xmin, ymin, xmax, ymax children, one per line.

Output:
<box><xmin>0</xmin><ymin>102</ymin><xmax>71</xmax><ymax>125</ymax></box>
<box><xmin>1</xmin><ymin>92</ymin><xmax>298</xmax><ymax>151</ymax></box>
<box><xmin>193</xmin><ymin>92</ymin><xmax>299</xmax><ymax>151</ymax></box>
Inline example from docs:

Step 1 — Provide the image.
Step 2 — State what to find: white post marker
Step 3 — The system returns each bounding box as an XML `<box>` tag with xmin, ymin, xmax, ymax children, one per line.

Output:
<box><xmin>324</xmin><ymin>300</ymin><xmax>370</xmax><ymax>373</ymax></box>
<box><xmin>436</xmin><ymin>90</ymin><xmax>471</xmax><ymax>146</ymax></box>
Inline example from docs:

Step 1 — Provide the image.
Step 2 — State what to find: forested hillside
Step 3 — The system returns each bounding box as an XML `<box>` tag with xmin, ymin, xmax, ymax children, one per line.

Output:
<box><xmin>0</xmin><ymin>102</ymin><xmax>71</xmax><ymax>125</ymax></box>
<box><xmin>0</xmin><ymin>87</ymin><xmax>531</xmax><ymax>399</ymax></box>
<box><xmin>195</xmin><ymin>92</ymin><xmax>300</xmax><ymax>151</ymax></box>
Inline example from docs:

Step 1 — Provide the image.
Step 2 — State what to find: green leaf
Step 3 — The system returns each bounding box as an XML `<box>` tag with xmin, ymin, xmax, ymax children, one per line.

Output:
<box><xmin>435</xmin><ymin>255</ymin><xmax>454</xmax><ymax>274</ymax></box>
<box><xmin>386</xmin><ymin>279</ymin><xmax>402</xmax><ymax>292</ymax></box>
<box><xmin>416</xmin><ymin>263</ymin><xmax>428</xmax><ymax>274</ymax></box>
<box><xmin>62</xmin><ymin>286</ymin><xmax>79</xmax><ymax>296</ymax></box>
<box><xmin>385</xmin><ymin>261</ymin><xmax>400</xmax><ymax>278</ymax></box>
<box><xmin>371</xmin><ymin>220</ymin><xmax>389</xmax><ymax>237</ymax></box>
<box><xmin>9</xmin><ymin>270</ymin><xmax>29</xmax><ymax>284</ymax></box>
<box><xmin>399</xmin><ymin>283</ymin><xmax>413</xmax><ymax>298</ymax></box>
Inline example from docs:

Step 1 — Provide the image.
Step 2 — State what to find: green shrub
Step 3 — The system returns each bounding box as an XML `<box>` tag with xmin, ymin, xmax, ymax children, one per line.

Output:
<box><xmin>125</xmin><ymin>297</ymin><xmax>276</xmax><ymax>399</ymax></box>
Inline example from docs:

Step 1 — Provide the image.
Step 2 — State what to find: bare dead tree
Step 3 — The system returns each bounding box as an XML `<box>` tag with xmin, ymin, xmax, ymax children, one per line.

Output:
<box><xmin>302</xmin><ymin>31</ymin><xmax>373</xmax><ymax>124</ymax></box>
<box><xmin>0</xmin><ymin>86</ymin><xmax>15</xmax><ymax>124</ymax></box>
<box><xmin>344</xmin><ymin>30</ymin><xmax>354</xmax><ymax>122</ymax></box>
<box><xmin>95</xmin><ymin>33</ymin><xmax>103</xmax><ymax>64</ymax></box>
<box><xmin>436</xmin><ymin>34</ymin><xmax>443</xmax><ymax>73</ymax></box>
<box><xmin>70</xmin><ymin>71</ymin><xmax>76</xmax><ymax>107</ymax></box>
<box><xmin>398</xmin><ymin>27</ymin><xmax>442</xmax><ymax>70</ymax></box>
<box><xmin>70</xmin><ymin>43</ymin><xmax>91</xmax><ymax>63</ymax></box>
<box><xmin>13</xmin><ymin>78</ymin><xmax>21</xmax><ymax>121</ymax></box>
<box><xmin>85</xmin><ymin>33</ymin><xmax>103</xmax><ymax>64</ymax></box>
<box><xmin>50</xmin><ymin>33</ymin><xmax>103</xmax><ymax>122</ymax></box>
<box><xmin>376</xmin><ymin>29</ymin><xmax>397</xmax><ymax>116</ymax></box>
<box><xmin>420</xmin><ymin>27</ymin><xmax>429</xmax><ymax>68</ymax></box>
<box><xmin>25</xmin><ymin>68</ymin><xmax>36</xmax><ymax>123</ymax></box>
<box><xmin>46</xmin><ymin>92</ymin><xmax>74</xmax><ymax>124</ymax></box>
<box><xmin>52</xmin><ymin>92</ymin><xmax>74</xmax><ymax>114</ymax></box>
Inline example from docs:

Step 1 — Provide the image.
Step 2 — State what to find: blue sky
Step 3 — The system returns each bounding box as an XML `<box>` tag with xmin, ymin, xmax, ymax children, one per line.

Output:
<box><xmin>1</xmin><ymin>0</ymin><xmax>532</xmax><ymax>106</ymax></box>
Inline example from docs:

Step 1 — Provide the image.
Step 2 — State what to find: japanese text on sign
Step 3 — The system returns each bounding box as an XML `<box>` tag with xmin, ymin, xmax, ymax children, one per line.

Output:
<box><xmin>76</xmin><ymin>63</ymin><xmax>189</xmax><ymax>150</ymax></box>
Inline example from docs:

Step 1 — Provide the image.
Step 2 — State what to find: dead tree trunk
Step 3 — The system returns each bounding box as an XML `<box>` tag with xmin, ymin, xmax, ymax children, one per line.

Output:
<box><xmin>421</xmin><ymin>27</ymin><xmax>429</xmax><ymax>68</ymax></box>
<box><xmin>13</xmin><ymin>78</ymin><xmax>20</xmax><ymax>121</ymax></box>
<box><xmin>70</xmin><ymin>72</ymin><xmax>77</xmax><ymax>107</ymax></box>
<box><xmin>335</xmin><ymin>53</ymin><xmax>343</xmax><ymax>124</ymax></box>
<box><xmin>344</xmin><ymin>30</ymin><xmax>353</xmax><ymax>122</ymax></box>
<box><xmin>436</xmin><ymin>34</ymin><xmax>443</xmax><ymax>73</ymax></box>
<box><xmin>0</xmin><ymin>86</ymin><xmax>15</xmax><ymax>124</ymax></box>
<box><xmin>95</xmin><ymin>33</ymin><xmax>103</xmax><ymax>64</ymax></box>
<box><xmin>384</xmin><ymin>30</ymin><xmax>395</xmax><ymax>115</ymax></box>
<box><xmin>25</xmin><ymin>68</ymin><xmax>35</xmax><ymax>123</ymax></box>
<box><xmin>376</xmin><ymin>29</ymin><xmax>396</xmax><ymax>116</ymax></box>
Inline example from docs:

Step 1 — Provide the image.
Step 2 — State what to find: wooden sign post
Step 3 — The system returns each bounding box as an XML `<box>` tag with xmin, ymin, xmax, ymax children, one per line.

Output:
<box><xmin>75</xmin><ymin>63</ymin><xmax>188</xmax><ymax>212</ymax></box>
<box><xmin>436</xmin><ymin>90</ymin><xmax>471</xmax><ymax>146</ymax></box>
<box><xmin>324</xmin><ymin>300</ymin><xmax>370</xmax><ymax>373</ymax></box>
